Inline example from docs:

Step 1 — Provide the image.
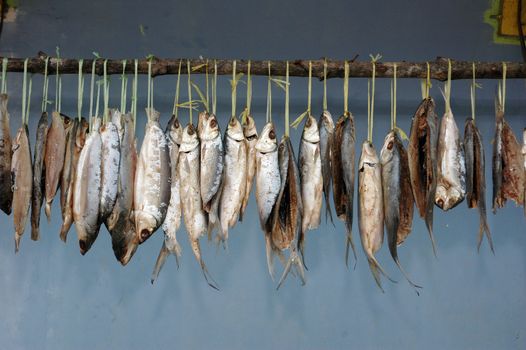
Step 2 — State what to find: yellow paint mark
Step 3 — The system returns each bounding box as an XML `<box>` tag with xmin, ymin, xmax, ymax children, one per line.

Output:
<box><xmin>484</xmin><ymin>0</ymin><xmax>526</xmax><ymax>45</ymax></box>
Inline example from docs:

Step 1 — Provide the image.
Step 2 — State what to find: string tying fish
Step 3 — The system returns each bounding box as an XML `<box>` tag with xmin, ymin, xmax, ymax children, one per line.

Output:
<box><xmin>103</xmin><ymin>59</ymin><xmax>109</xmax><ymax>123</ymax></box>
<box><xmin>367</xmin><ymin>54</ymin><xmax>381</xmax><ymax>143</ymax></box>
<box><xmin>498</xmin><ymin>62</ymin><xmax>507</xmax><ymax>113</ymax></box>
<box><xmin>78</xmin><ymin>59</ymin><xmax>84</xmax><ymax>121</ymax></box>
<box><xmin>147</xmin><ymin>55</ymin><xmax>154</xmax><ymax>112</ymax></box>
<box><xmin>290</xmin><ymin>60</ymin><xmax>312</xmax><ymax>128</ymax></box>
<box><xmin>266</xmin><ymin>61</ymin><xmax>272</xmax><ymax>123</ymax></box>
<box><xmin>187</xmin><ymin>59</ymin><xmax>193</xmax><ymax>124</ymax></box>
<box><xmin>120</xmin><ymin>60</ymin><xmax>127</xmax><ymax>114</ymax></box>
<box><xmin>21</xmin><ymin>59</ymin><xmax>28</xmax><ymax>126</ymax></box>
<box><xmin>132</xmin><ymin>59</ymin><xmax>138</xmax><ymax>131</ymax></box>
<box><xmin>172</xmin><ymin>60</ymin><xmax>182</xmax><ymax>119</ymax></box>
<box><xmin>420</xmin><ymin>62</ymin><xmax>432</xmax><ymax>100</ymax></box>
<box><xmin>242</xmin><ymin>60</ymin><xmax>252</xmax><ymax>125</ymax></box>
<box><xmin>213</xmin><ymin>60</ymin><xmax>217</xmax><ymax>115</ymax></box>
<box><xmin>41</xmin><ymin>57</ymin><xmax>49</xmax><ymax>113</ymax></box>
<box><xmin>285</xmin><ymin>61</ymin><xmax>290</xmax><ymax>137</ymax></box>
<box><xmin>323</xmin><ymin>58</ymin><xmax>328</xmax><ymax>112</ymax></box>
<box><xmin>470</xmin><ymin>62</ymin><xmax>482</xmax><ymax>123</ymax></box>
<box><xmin>391</xmin><ymin>63</ymin><xmax>397</xmax><ymax>130</ymax></box>
<box><xmin>55</xmin><ymin>47</ymin><xmax>62</xmax><ymax>114</ymax></box>
<box><xmin>89</xmin><ymin>54</ymin><xmax>98</xmax><ymax>130</ymax></box>
<box><xmin>1</xmin><ymin>57</ymin><xmax>7</xmax><ymax>94</ymax></box>
<box><xmin>344</xmin><ymin>60</ymin><xmax>349</xmax><ymax>116</ymax></box>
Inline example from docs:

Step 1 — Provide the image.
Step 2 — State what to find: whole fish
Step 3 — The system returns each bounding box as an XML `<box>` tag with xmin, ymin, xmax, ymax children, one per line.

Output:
<box><xmin>12</xmin><ymin>125</ymin><xmax>32</xmax><ymax>252</ymax></box>
<box><xmin>30</xmin><ymin>112</ymin><xmax>47</xmax><ymax>240</ymax></box>
<box><xmin>331</xmin><ymin>115</ymin><xmax>347</xmax><ymax>220</ymax></box>
<box><xmin>255</xmin><ymin>122</ymin><xmax>281</xmax><ymax>278</ymax></box>
<box><xmin>60</xmin><ymin>118</ymin><xmax>88</xmax><ymax>242</ymax></box>
<box><xmin>240</xmin><ymin>115</ymin><xmax>258</xmax><ymax>221</ymax></box>
<box><xmin>435</xmin><ymin>109</ymin><xmax>466</xmax><ymax>210</ymax></box>
<box><xmin>0</xmin><ymin>93</ymin><xmax>12</xmax><ymax>215</ymax></box>
<box><xmin>59</xmin><ymin>117</ymin><xmax>77</xmax><ymax>214</ymax></box>
<box><xmin>106</xmin><ymin>112</ymin><xmax>138</xmax><ymax>265</ymax></box>
<box><xmin>99</xmin><ymin>113</ymin><xmax>121</xmax><ymax>222</ymax></box>
<box><xmin>44</xmin><ymin>111</ymin><xmax>66</xmax><ymax>221</ymax></box>
<box><xmin>297</xmin><ymin>115</ymin><xmax>322</xmax><ymax>266</ymax></box>
<box><xmin>270</xmin><ymin>136</ymin><xmax>305</xmax><ymax>289</ymax></box>
<box><xmin>464</xmin><ymin>118</ymin><xmax>494</xmax><ymax>253</ymax></box>
<box><xmin>218</xmin><ymin>117</ymin><xmax>247</xmax><ymax>244</ymax></box>
<box><xmin>318</xmin><ymin>110</ymin><xmax>335</xmax><ymax>224</ymax></box>
<box><xmin>151</xmin><ymin>115</ymin><xmax>183</xmax><ymax>283</ymax></box>
<box><xmin>134</xmin><ymin>108</ymin><xmax>171</xmax><ymax>244</ymax></box>
<box><xmin>179</xmin><ymin>123</ymin><xmax>218</xmax><ymax>290</ymax></box>
<box><xmin>380</xmin><ymin>131</ymin><xmax>420</xmax><ymax>292</ymax></box>
<box><xmin>358</xmin><ymin>141</ymin><xmax>394</xmax><ymax>292</ymax></box>
<box><xmin>407</xmin><ymin>98</ymin><xmax>438</xmax><ymax>255</ymax></box>
<box><xmin>73</xmin><ymin>117</ymin><xmax>102</xmax><ymax>255</ymax></box>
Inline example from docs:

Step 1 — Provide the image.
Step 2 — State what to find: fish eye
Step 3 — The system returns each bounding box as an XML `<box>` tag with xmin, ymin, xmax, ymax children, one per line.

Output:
<box><xmin>174</xmin><ymin>119</ymin><xmax>180</xmax><ymax>128</ymax></box>
<box><xmin>387</xmin><ymin>141</ymin><xmax>394</xmax><ymax>150</ymax></box>
<box><xmin>269</xmin><ymin>130</ymin><xmax>276</xmax><ymax>139</ymax></box>
<box><xmin>187</xmin><ymin>126</ymin><xmax>195</xmax><ymax>135</ymax></box>
<box><xmin>306</xmin><ymin>118</ymin><xmax>312</xmax><ymax>127</ymax></box>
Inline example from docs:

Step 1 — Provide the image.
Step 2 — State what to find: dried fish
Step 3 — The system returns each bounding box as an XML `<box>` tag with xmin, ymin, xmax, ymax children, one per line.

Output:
<box><xmin>99</xmin><ymin>114</ymin><xmax>121</xmax><ymax>222</ymax></box>
<box><xmin>44</xmin><ymin>111</ymin><xmax>66</xmax><ymax>221</ymax></box>
<box><xmin>58</xmin><ymin>118</ymin><xmax>78</xmax><ymax>240</ymax></box>
<box><xmin>331</xmin><ymin>115</ymin><xmax>347</xmax><ymax>220</ymax></box>
<box><xmin>341</xmin><ymin>114</ymin><xmax>357</xmax><ymax>266</ymax></box>
<box><xmin>318</xmin><ymin>110</ymin><xmax>335</xmax><ymax>224</ymax></box>
<box><xmin>12</xmin><ymin>126</ymin><xmax>32</xmax><ymax>252</ymax></box>
<box><xmin>0</xmin><ymin>93</ymin><xmax>13</xmax><ymax>215</ymax></box>
<box><xmin>31</xmin><ymin>112</ymin><xmax>47</xmax><ymax>240</ymax></box>
<box><xmin>240</xmin><ymin>115</ymin><xmax>258</xmax><ymax>221</ymax></box>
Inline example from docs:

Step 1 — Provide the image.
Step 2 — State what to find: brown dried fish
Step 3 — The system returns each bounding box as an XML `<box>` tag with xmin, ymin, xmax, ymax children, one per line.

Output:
<box><xmin>0</xmin><ymin>93</ymin><xmax>13</xmax><ymax>215</ymax></box>
<box><xmin>31</xmin><ymin>112</ymin><xmax>47</xmax><ymax>240</ymax></box>
<box><xmin>12</xmin><ymin>125</ymin><xmax>32</xmax><ymax>252</ymax></box>
<box><xmin>44</xmin><ymin>111</ymin><xmax>66</xmax><ymax>221</ymax></box>
<box><xmin>331</xmin><ymin>115</ymin><xmax>347</xmax><ymax>220</ymax></box>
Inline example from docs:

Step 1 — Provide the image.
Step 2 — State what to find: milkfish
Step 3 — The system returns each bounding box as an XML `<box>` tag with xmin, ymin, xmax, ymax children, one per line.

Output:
<box><xmin>99</xmin><ymin>113</ymin><xmax>121</xmax><ymax>222</ymax></box>
<box><xmin>73</xmin><ymin>117</ymin><xmax>102</xmax><ymax>255</ymax></box>
<box><xmin>134</xmin><ymin>108</ymin><xmax>171</xmax><ymax>244</ymax></box>
<box><xmin>331</xmin><ymin>115</ymin><xmax>347</xmax><ymax>220</ymax></box>
<box><xmin>151</xmin><ymin>115</ymin><xmax>183</xmax><ymax>283</ymax></box>
<box><xmin>255</xmin><ymin>122</ymin><xmax>281</xmax><ymax>279</ymax></box>
<box><xmin>179</xmin><ymin>123</ymin><xmax>218</xmax><ymax>290</ymax></box>
<box><xmin>380</xmin><ymin>131</ymin><xmax>420</xmax><ymax>292</ymax></box>
<box><xmin>58</xmin><ymin>118</ymin><xmax>78</xmax><ymax>239</ymax></box>
<box><xmin>218</xmin><ymin>117</ymin><xmax>247</xmax><ymax>245</ymax></box>
<box><xmin>106</xmin><ymin>112</ymin><xmax>138</xmax><ymax>265</ymax></box>
<box><xmin>435</xmin><ymin>109</ymin><xmax>466</xmax><ymax>210</ymax></box>
<box><xmin>11</xmin><ymin>125</ymin><xmax>32</xmax><ymax>252</ymax></box>
<box><xmin>358</xmin><ymin>141</ymin><xmax>395</xmax><ymax>292</ymax></box>
<box><xmin>0</xmin><ymin>93</ymin><xmax>12</xmax><ymax>215</ymax></box>
<box><xmin>44</xmin><ymin>111</ymin><xmax>66</xmax><ymax>221</ymax></box>
<box><xmin>464</xmin><ymin>118</ymin><xmax>494</xmax><ymax>252</ymax></box>
<box><xmin>407</xmin><ymin>98</ymin><xmax>438</xmax><ymax>256</ymax></box>
<box><xmin>30</xmin><ymin>112</ymin><xmax>47</xmax><ymax>240</ymax></box>
<box><xmin>318</xmin><ymin>110</ymin><xmax>335</xmax><ymax>224</ymax></box>
<box><xmin>297</xmin><ymin>115</ymin><xmax>322</xmax><ymax>266</ymax></box>
<box><xmin>240</xmin><ymin>115</ymin><xmax>258</xmax><ymax>221</ymax></box>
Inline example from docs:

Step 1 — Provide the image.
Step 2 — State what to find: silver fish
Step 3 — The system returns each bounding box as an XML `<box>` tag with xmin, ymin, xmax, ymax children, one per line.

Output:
<box><xmin>12</xmin><ymin>125</ymin><xmax>32</xmax><ymax>252</ymax></box>
<box><xmin>44</xmin><ymin>111</ymin><xmax>66</xmax><ymax>221</ymax></box>
<box><xmin>240</xmin><ymin>115</ymin><xmax>258</xmax><ymax>221</ymax></box>
<box><xmin>341</xmin><ymin>113</ymin><xmax>357</xmax><ymax>266</ymax></box>
<box><xmin>99</xmin><ymin>114</ymin><xmax>121</xmax><ymax>222</ymax></box>
<box><xmin>134</xmin><ymin>108</ymin><xmax>171</xmax><ymax>244</ymax></box>
<box><xmin>31</xmin><ymin>112</ymin><xmax>47</xmax><ymax>240</ymax></box>
<box><xmin>318</xmin><ymin>110</ymin><xmax>335</xmax><ymax>224</ymax></box>
<box><xmin>0</xmin><ymin>93</ymin><xmax>12</xmax><ymax>215</ymax></box>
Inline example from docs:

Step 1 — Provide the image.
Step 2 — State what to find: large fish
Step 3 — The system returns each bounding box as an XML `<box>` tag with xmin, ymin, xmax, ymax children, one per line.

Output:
<box><xmin>380</xmin><ymin>131</ymin><xmax>420</xmax><ymax>292</ymax></box>
<box><xmin>318</xmin><ymin>110</ymin><xmax>335</xmax><ymax>224</ymax></box>
<box><xmin>0</xmin><ymin>93</ymin><xmax>12</xmax><ymax>215</ymax></box>
<box><xmin>11</xmin><ymin>125</ymin><xmax>32</xmax><ymax>252</ymax></box>
<box><xmin>44</xmin><ymin>111</ymin><xmax>66</xmax><ymax>221</ymax></box>
<box><xmin>297</xmin><ymin>115</ymin><xmax>322</xmax><ymax>266</ymax></box>
<box><xmin>73</xmin><ymin>117</ymin><xmax>102</xmax><ymax>255</ymax></box>
<box><xmin>179</xmin><ymin>123</ymin><xmax>218</xmax><ymax>289</ymax></box>
<box><xmin>331</xmin><ymin>115</ymin><xmax>347</xmax><ymax>220</ymax></box>
<box><xmin>218</xmin><ymin>117</ymin><xmax>247</xmax><ymax>244</ymax></box>
<box><xmin>60</xmin><ymin>117</ymin><xmax>88</xmax><ymax>242</ymax></box>
<box><xmin>240</xmin><ymin>115</ymin><xmax>258</xmax><ymax>221</ymax></box>
<box><xmin>358</xmin><ymin>141</ymin><xmax>394</xmax><ymax>292</ymax></box>
<box><xmin>464</xmin><ymin>118</ymin><xmax>494</xmax><ymax>252</ymax></box>
<box><xmin>106</xmin><ymin>112</ymin><xmax>138</xmax><ymax>265</ymax></box>
<box><xmin>134</xmin><ymin>108</ymin><xmax>171</xmax><ymax>244</ymax></box>
<box><xmin>407</xmin><ymin>98</ymin><xmax>438</xmax><ymax>255</ymax></box>
<box><xmin>99</xmin><ymin>113</ymin><xmax>121</xmax><ymax>222</ymax></box>
<box><xmin>151</xmin><ymin>115</ymin><xmax>183</xmax><ymax>283</ymax></box>
<box><xmin>255</xmin><ymin>122</ymin><xmax>281</xmax><ymax>278</ymax></box>
<box><xmin>30</xmin><ymin>112</ymin><xmax>47</xmax><ymax>240</ymax></box>
<box><xmin>435</xmin><ymin>109</ymin><xmax>466</xmax><ymax>210</ymax></box>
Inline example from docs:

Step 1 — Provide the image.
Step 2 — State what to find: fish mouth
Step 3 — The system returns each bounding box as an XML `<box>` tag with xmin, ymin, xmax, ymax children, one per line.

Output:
<box><xmin>118</xmin><ymin>242</ymin><xmax>139</xmax><ymax>266</ymax></box>
<box><xmin>79</xmin><ymin>239</ymin><xmax>93</xmax><ymax>255</ymax></box>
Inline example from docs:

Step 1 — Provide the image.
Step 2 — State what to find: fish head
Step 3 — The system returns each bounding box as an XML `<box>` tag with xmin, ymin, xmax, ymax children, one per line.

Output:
<box><xmin>179</xmin><ymin>123</ymin><xmax>199</xmax><ymax>152</ymax></box>
<box><xmin>242</xmin><ymin>115</ymin><xmax>258</xmax><ymax>141</ymax></box>
<box><xmin>380</xmin><ymin>130</ymin><xmax>397</xmax><ymax>164</ymax></box>
<box><xmin>302</xmin><ymin>115</ymin><xmax>320</xmax><ymax>143</ymax></box>
<box><xmin>135</xmin><ymin>211</ymin><xmax>158</xmax><ymax>244</ymax></box>
<box><xmin>435</xmin><ymin>186</ymin><xmax>464</xmax><ymax>211</ymax></box>
<box><xmin>200</xmin><ymin>113</ymin><xmax>221</xmax><ymax>141</ymax></box>
<box><xmin>168</xmin><ymin>115</ymin><xmax>183</xmax><ymax>145</ymax></box>
<box><xmin>145</xmin><ymin>107</ymin><xmax>160</xmax><ymax>124</ymax></box>
<box><xmin>78</xmin><ymin>236</ymin><xmax>97</xmax><ymax>256</ymax></box>
<box><xmin>255</xmin><ymin>122</ymin><xmax>278</xmax><ymax>153</ymax></box>
<box><xmin>197</xmin><ymin>111</ymin><xmax>210</xmax><ymax>137</ymax></box>
<box><xmin>226</xmin><ymin>117</ymin><xmax>245</xmax><ymax>141</ymax></box>
<box><xmin>319</xmin><ymin>110</ymin><xmax>335</xmax><ymax>131</ymax></box>
<box><xmin>359</xmin><ymin>140</ymin><xmax>380</xmax><ymax>170</ymax></box>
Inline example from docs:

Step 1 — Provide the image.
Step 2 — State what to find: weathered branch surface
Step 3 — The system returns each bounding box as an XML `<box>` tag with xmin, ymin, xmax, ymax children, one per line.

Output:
<box><xmin>0</xmin><ymin>54</ymin><xmax>524</xmax><ymax>81</ymax></box>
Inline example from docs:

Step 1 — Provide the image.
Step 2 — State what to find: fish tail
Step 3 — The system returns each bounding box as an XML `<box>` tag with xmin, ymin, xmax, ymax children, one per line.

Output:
<box><xmin>30</xmin><ymin>224</ymin><xmax>40</xmax><ymax>242</ymax></box>
<box><xmin>393</xmin><ymin>255</ymin><xmax>422</xmax><ymax>295</ymax></box>
<box><xmin>59</xmin><ymin>218</ymin><xmax>72</xmax><ymax>243</ymax></box>
<box><xmin>151</xmin><ymin>242</ymin><xmax>170</xmax><ymax>284</ymax></box>
<box><xmin>297</xmin><ymin>228</ymin><xmax>309</xmax><ymax>270</ymax></box>
<box><xmin>265</xmin><ymin>234</ymin><xmax>276</xmax><ymax>281</ymax></box>
<box><xmin>45</xmin><ymin>202</ymin><xmax>52</xmax><ymax>223</ymax></box>
<box><xmin>14</xmin><ymin>234</ymin><xmax>21</xmax><ymax>254</ymax></box>
<box><xmin>324</xmin><ymin>192</ymin><xmax>335</xmax><ymax>226</ymax></box>
<box><xmin>344</xmin><ymin>226</ymin><xmax>357</xmax><ymax>270</ymax></box>
<box><xmin>477</xmin><ymin>208</ymin><xmax>495</xmax><ymax>255</ymax></box>
<box><xmin>276</xmin><ymin>248</ymin><xmax>306</xmax><ymax>290</ymax></box>
<box><xmin>425</xmin><ymin>191</ymin><xmax>438</xmax><ymax>257</ymax></box>
<box><xmin>367</xmin><ymin>254</ymin><xmax>396</xmax><ymax>292</ymax></box>
<box><xmin>190</xmin><ymin>238</ymin><xmax>220</xmax><ymax>290</ymax></box>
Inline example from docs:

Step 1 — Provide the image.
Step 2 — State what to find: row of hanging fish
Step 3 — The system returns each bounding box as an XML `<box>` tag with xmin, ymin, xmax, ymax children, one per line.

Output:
<box><xmin>0</xmin><ymin>90</ymin><xmax>524</xmax><ymax>291</ymax></box>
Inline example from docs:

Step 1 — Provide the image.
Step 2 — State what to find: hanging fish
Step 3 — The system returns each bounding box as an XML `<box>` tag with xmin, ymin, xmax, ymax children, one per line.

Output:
<box><xmin>151</xmin><ymin>115</ymin><xmax>183</xmax><ymax>283</ymax></box>
<box><xmin>31</xmin><ymin>111</ymin><xmax>47</xmax><ymax>240</ymax></box>
<box><xmin>44</xmin><ymin>111</ymin><xmax>66</xmax><ymax>221</ymax></box>
<box><xmin>407</xmin><ymin>98</ymin><xmax>438</xmax><ymax>255</ymax></box>
<box><xmin>99</xmin><ymin>112</ymin><xmax>121</xmax><ymax>222</ymax></box>
<box><xmin>318</xmin><ymin>110</ymin><xmax>335</xmax><ymax>224</ymax></box>
<box><xmin>0</xmin><ymin>93</ymin><xmax>13</xmax><ymax>215</ymax></box>
<box><xmin>255</xmin><ymin>122</ymin><xmax>281</xmax><ymax>278</ymax></box>
<box><xmin>297</xmin><ymin>115</ymin><xmax>322</xmax><ymax>265</ymax></box>
<box><xmin>240</xmin><ymin>115</ymin><xmax>258</xmax><ymax>221</ymax></box>
<box><xmin>331</xmin><ymin>115</ymin><xmax>347</xmax><ymax>220</ymax></box>
<box><xmin>106</xmin><ymin>112</ymin><xmax>138</xmax><ymax>265</ymax></box>
<box><xmin>58</xmin><ymin>118</ymin><xmax>78</xmax><ymax>239</ymax></box>
<box><xmin>12</xmin><ymin>125</ymin><xmax>32</xmax><ymax>252</ymax></box>
<box><xmin>179</xmin><ymin>123</ymin><xmax>218</xmax><ymax>289</ymax></box>
<box><xmin>218</xmin><ymin>117</ymin><xmax>247</xmax><ymax>244</ymax></box>
<box><xmin>341</xmin><ymin>114</ymin><xmax>357</xmax><ymax>266</ymax></box>
<box><xmin>73</xmin><ymin>117</ymin><xmax>102</xmax><ymax>255</ymax></box>
<box><xmin>380</xmin><ymin>131</ymin><xmax>420</xmax><ymax>292</ymax></box>
<box><xmin>464</xmin><ymin>118</ymin><xmax>494</xmax><ymax>252</ymax></box>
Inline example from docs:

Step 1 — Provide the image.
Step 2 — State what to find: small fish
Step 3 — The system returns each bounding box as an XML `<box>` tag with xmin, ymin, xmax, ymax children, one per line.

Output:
<box><xmin>179</xmin><ymin>123</ymin><xmax>218</xmax><ymax>290</ymax></box>
<box><xmin>407</xmin><ymin>98</ymin><xmax>439</xmax><ymax>256</ymax></box>
<box><xmin>297</xmin><ymin>115</ymin><xmax>322</xmax><ymax>266</ymax></box>
<box><xmin>30</xmin><ymin>112</ymin><xmax>47</xmax><ymax>240</ymax></box>
<box><xmin>99</xmin><ymin>113</ymin><xmax>121</xmax><ymax>222</ymax></box>
<box><xmin>11</xmin><ymin>125</ymin><xmax>32</xmax><ymax>252</ymax></box>
<box><xmin>73</xmin><ymin>117</ymin><xmax>103</xmax><ymax>255</ymax></box>
<box><xmin>0</xmin><ymin>93</ymin><xmax>13</xmax><ymax>215</ymax></box>
<box><xmin>218</xmin><ymin>117</ymin><xmax>247</xmax><ymax>244</ymax></box>
<box><xmin>151</xmin><ymin>115</ymin><xmax>183</xmax><ymax>283</ymax></box>
<box><xmin>380</xmin><ymin>131</ymin><xmax>420</xmax><ymax>292</ymax></box>
<box><xmin>44</xmin><ymin>111</ymin><xmax>66</xmax><ymax>221</ymax></box>
<box><xmin>331</xmin><ymin>115</ymin><xmax>347</xmax><ymax>220</ymax></box>
<box><xmin>255</xmin><ymin>122</ymin><xmax>281</xmax><ymax>278</ymax></box>
<box><xmin>240</xmin><ymin>115</ymin><xmax>258</xmax><ymax>221</ymax></box>
<box><xmin>318</xmin><ymin>110</ymin><xmax>335</xmax><ymax>224</ymax></box>
<box><xmin>464</xmin><ymin>118</ymin><xmax>494</xmax><ymax>253</ymax></box>
<box><xmin>358</xmin><ymin>141</ymin><xmax>395</xmax><ymax>292</ymax></box>
<box><xmin>106</xmin><ymin>112</ymin><xmax>138</xmax><ymax>265</ymax></box>
<box><xmin>134</xmin><ymin>108</ymin><xmax>171</xmax><ymax>244</ymax></box>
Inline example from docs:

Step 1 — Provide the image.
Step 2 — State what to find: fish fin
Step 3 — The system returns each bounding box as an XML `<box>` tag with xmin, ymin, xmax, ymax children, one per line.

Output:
<box><xmin>151</xmin><ymin>242</ymin><xmax>170</xmax><ymax>284</ymax></box>
<box><xmin>297</xmin><ymin>229</ymin><xmax>308</xmax><ymax>271</ymax></box>
<box><xmin>344</xmin><ymin>222</ymin><xmax>357</xmax><ymax>269</ymax></box>
<box><xmin>367</xmin><ymin>254</ymin><xmax>397</xmax><ymax>292</ymax></box>
<box><xmin>276</xmin><ymin>248</ymin><xmax>306</xmax><ymax>290</ymax></box>
<box><xmin>389</xmin><ymin>246</ymin><xmax>422</xmax><ymax>295</ymax></box>
<box><xmin>477</xmin><ymin>208</ymin><xmax>495</xmax><ymax>255</ymax></box>
<box><xmin>265</xmin><ymin>234</ymin><xmax>276</xmax><ymax>281</ymax></box>
<box><xmin>424</xmin><ymin>193</ymin><xmax>438</xmax><ymax>257</ymax></box>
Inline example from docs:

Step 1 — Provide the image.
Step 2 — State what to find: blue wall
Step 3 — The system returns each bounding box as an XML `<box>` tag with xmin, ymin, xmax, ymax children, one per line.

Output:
<box><xmin>0</xmin><ymin>1</ymin><xmax>525</xmax><ymax>349</ymax></box>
